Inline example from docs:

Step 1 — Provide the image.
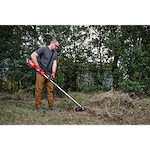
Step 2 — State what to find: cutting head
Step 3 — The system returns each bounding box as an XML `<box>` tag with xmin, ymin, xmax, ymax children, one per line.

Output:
<box><xmin>75</xmin><ymin>106</ymin><xmax>85</xmax><ymax>112</ymax></box>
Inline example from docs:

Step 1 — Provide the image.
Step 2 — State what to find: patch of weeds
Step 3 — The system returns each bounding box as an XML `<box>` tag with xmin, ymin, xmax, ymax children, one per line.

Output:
<box><xmin>64</xmin><ymin>98</ymin><xmax>74</xmax><ymax>109</ymax></box>
<box><xmin>111</xmin><ymin>113</ymin><xmax>117</xmax><ymax>118</ymax></box>
<box><xmin>55</xmin><ymin>92</ymin><xmax>86</xmax><ymax>109</ymax></box>
<box><xmin>58</xmin><ymin>98</ymin><xmax>74</xmax><ymax>109</ymax></box>
<box><xmin>0</xmin><ymin>96</ymin><xmax>12</xmax><ymax>101</ymax></box>
<box><xmin>12</xmin><ymin>92</ymin><xmax>22</xmax><ymax>100</ymax></box>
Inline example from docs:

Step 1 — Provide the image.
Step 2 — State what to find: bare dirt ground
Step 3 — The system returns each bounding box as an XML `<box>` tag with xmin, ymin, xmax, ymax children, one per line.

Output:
<box><xmin>0</xmin><ymin>90</ymin><xmax>150</xmax><ymax>125</ymax></box>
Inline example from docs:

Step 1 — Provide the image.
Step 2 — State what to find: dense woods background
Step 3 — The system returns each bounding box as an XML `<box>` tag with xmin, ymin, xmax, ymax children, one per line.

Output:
<box><xmin>0</xmin><ymin>25</ymin><xmax>149</xmax><ymax>96</ymax></box>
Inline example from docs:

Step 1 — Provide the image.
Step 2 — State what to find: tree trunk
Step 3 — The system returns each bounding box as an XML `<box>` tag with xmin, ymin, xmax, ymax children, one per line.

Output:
<box><xmin>112</xmin><ymin>55</ymin><xmax>119</xmax><ymax>89</ymax></box>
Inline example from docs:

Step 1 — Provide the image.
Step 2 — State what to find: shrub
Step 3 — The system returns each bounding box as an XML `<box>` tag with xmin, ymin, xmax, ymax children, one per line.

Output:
<box><xmin>118</xmin><ymin>79</ymin><xmax>146</xmax><ymax>96</ymax></box>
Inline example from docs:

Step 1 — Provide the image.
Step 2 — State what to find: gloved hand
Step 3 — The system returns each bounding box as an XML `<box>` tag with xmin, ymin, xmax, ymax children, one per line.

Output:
<box><xmin>35</xmin><ymin>65</ymin><xmax>41</xmax><ymax>74</ymax></box>
<box><xmin>51</xmin><ymin>72</ymin><xmax>55</xmax><ymax>79</ymax></box>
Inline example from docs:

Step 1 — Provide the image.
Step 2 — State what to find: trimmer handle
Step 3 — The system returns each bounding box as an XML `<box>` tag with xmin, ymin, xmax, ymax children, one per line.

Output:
<box><xmin>26</xmin><ymin>58</ymin><xmax>54</xmax><ymax>79</ymax></box>
<box><xmin>26</xmin><ymin>58</ymin><xmax>45</xmax><ymax>76</ymax></box>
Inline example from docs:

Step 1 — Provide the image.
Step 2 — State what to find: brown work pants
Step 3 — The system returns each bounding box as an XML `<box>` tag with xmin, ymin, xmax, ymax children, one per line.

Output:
<box><xmin>35</xmin><ymin>72</ymin><xmax>53</xmax><ymax>108</ymax></box>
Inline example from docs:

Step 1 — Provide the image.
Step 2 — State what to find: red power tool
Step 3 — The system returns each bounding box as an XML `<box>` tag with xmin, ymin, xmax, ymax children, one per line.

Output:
<box><xmin>26</xmin><ymin>58</ymin><xmax>45</xmax><ymax>76</ymax></box>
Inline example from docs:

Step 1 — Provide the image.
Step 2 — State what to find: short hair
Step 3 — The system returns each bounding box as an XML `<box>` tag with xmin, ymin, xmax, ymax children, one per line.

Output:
<box><xmin>51</xmin><ymin>38</ymin><xmax>60</xmax><ymax>44</ymax></box>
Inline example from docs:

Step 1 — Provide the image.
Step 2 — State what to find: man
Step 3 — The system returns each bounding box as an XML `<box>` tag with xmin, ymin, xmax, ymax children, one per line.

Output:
<box><xmin>31</xmin><ymin>38</ymin><xmax>61</xmax><ymax>113</ymax></box>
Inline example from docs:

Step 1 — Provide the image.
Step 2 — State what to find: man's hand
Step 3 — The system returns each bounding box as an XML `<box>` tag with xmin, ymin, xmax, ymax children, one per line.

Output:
<box><xmin>51</xmin><ymin>72</ymin><xmax>55</xmax><ymax>79</ymax></box>
<box><xmin>36</xmin><ymin>65</ymin><xmax>41</xmax><ymax>73</ymax></box>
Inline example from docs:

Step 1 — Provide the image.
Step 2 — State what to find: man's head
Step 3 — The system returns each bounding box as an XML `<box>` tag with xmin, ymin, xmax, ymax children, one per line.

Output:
<box><xmin>50</xmin><ymin>38</ymin><xmax>60</xmax><ymax>50</ymax></box>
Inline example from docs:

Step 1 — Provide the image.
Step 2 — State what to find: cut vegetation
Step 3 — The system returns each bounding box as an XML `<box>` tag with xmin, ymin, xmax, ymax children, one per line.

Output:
<box><xmin>0</xmin><ymin>91</ymin><xmax>150</xmax><ymax>125</ymax></box>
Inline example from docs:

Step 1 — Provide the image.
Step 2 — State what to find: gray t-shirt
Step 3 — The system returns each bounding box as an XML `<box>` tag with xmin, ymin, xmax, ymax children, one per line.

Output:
<box><xmin>35</xmin><ymin>46</ymin><xmax>57</xmax><ymax>74</ymax></box>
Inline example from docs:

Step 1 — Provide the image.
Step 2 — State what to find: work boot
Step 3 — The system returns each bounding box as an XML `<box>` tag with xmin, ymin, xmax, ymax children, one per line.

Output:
<box><xmin>36</xmin><ymin>107</ymin><xmax>45</xmax><ymax>113</ymax></box>
<box><xmin>48</xmin><ymin>106</ymin><xmax>61</xmax><ymax>112</ymax></box>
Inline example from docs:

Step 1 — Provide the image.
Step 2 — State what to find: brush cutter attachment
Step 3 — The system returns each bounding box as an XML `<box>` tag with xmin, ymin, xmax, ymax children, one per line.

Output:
<box><xmin>75</xmin><ymin>106</ymin><xmax>85</xmax><ymax>112</ymax></box>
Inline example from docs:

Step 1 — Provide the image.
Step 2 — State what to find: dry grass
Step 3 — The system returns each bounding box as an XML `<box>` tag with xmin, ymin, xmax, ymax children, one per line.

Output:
<box><xmin>0</xmin><ymin>90</ymin><xmax>150</xmax><ymax>125</ymax></box>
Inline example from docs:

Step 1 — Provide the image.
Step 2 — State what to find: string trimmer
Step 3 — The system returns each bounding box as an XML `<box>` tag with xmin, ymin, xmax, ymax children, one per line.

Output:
<box><xmin>26</xmin><ymin>58</ymin><xmax>85</xmax><ymax>112</ymax></box>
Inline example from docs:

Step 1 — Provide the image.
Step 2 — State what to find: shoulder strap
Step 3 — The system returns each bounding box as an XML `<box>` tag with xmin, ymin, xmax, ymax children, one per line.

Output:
<box><xmin>45</xmin><ymin>50</ymin><xmax>54</xmax><ymax>73</ymax></box>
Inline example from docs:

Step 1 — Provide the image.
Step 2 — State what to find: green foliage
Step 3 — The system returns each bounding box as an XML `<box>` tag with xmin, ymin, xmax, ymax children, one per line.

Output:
<box><xmin>0</xmin><ymin>25</ymin><xmax>149</xmax><ymax>96</ymax></box>
<box><xmin>118</xmin><ymin>79</ymin><xmax>146</xmax><ymax>96</ymax></box>
<box><xmin>101</xmin><ymin>25</ymin><xmax>150</xmax><ymax>95</ymax></box>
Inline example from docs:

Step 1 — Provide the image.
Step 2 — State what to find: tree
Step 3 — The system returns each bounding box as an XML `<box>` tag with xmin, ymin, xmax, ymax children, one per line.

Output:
<box><xmin>102</xmin><ymin>25</ymin><xmax>123</xmax><ymax>89</ymax></box>
<box><xmin>0</xmin><ymin>25</ymin><xmax>149</xmax><ymax>96</ymax></box>
<box><xmin>102</xmin><ymin>25</ymin><xmax>150</xmax><ymax>95</ymax></box>
<box><xmin>0</xmin><ymin>25</ymin><xmax>39</xmax><ymax>91</ymax></box>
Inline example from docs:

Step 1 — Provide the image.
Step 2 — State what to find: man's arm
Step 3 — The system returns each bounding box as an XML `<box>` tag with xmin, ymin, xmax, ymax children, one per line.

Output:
<box><xmin>31</xmin><ymin>51</ymin><xmax>42</xmax><ymax>73</ymax></box>
<box><xmin>51</xmin><ymin>60</ymin><xmax>57</xmax><ymax>78</ymax></box>
<box><xmin>52</xmin><ymin>60</ymin><xmax>57</xmax><ymax>73</ymax></box>
<box><xmin>31</xmin><ymin>52</ymin><xmax>39</xmax><ymax>66</ymax></box>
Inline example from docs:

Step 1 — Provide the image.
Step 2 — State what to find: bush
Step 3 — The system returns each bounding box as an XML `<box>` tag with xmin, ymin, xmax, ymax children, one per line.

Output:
<box><xmin>118</xmin><ymin>79</ymin><xmax>146</xmax><ymax>96</ymax></box>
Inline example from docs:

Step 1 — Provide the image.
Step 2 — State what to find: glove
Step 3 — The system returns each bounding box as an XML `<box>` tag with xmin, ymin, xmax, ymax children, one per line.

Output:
<box><xmin>36</xmin><ymin>65</ymin><xmax>41</xmax><ymax>74</ymax></box>
<box><xmin>51</xmin><ymin>72</ymin><xmax>55</xmax><ymax>79</ymax></box>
